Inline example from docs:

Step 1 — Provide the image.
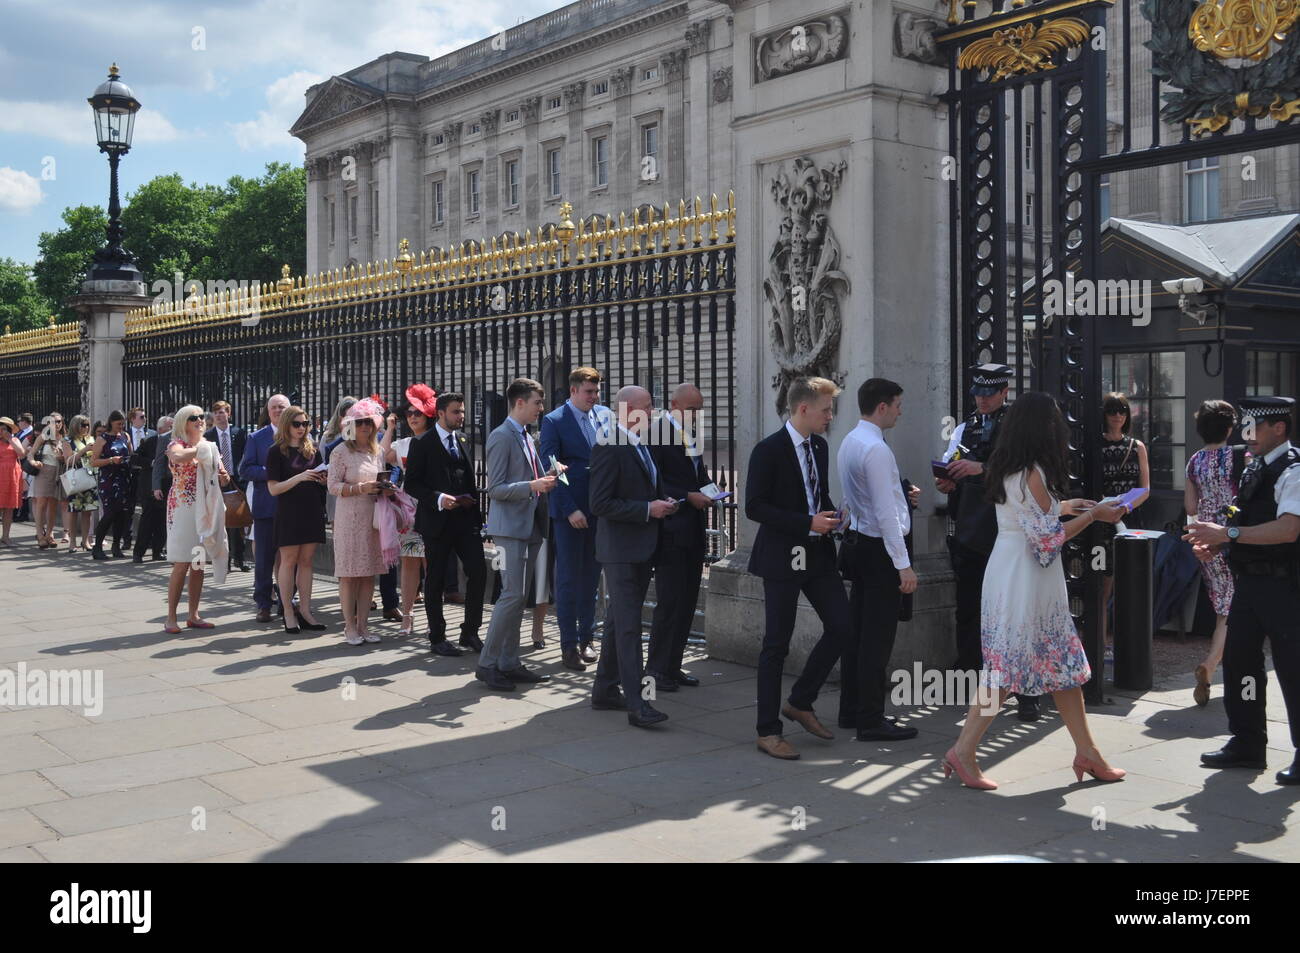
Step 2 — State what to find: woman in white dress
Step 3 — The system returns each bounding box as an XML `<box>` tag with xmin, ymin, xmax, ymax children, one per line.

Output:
<box><xmin>163</xmin><ymin>405</ymin><xmax>231</xmax><ymax>633</ymax></box>
<box><xmin>943</xmin><ymin>392</ymin><xmax>1129</xmax><ymax>790</ymax></box>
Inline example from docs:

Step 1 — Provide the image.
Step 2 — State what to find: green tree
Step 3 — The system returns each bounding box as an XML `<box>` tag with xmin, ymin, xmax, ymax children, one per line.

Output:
<box><xmin>212</xmin><ymin>162</ymin><xmax>307</xmax><ymax>283</ymax></box>
<box><xmin>120</xmin><ymin>173</ymin><xmax>225</xmax><ymax>286</ymax></box>
<box><xmin>32</xmin><ymin>205</ymin><xmax>107</xmax><ymax>320</ymax></box>
<box><xmin>0</xmin><ymin>258</ymin><xmax>58</xmax><ymax>333</ymax></box>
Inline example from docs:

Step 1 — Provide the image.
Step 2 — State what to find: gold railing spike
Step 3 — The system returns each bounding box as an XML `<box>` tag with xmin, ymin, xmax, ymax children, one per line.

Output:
<box><xmin>709</xmin><ymin>193</ymin><xmax>719</xmax><ymax>242</ymax></box>
<box><xmin>693</xmin><ymin>195</ymin><xmax>703</xmax><ymax>246</ymax></box>
<box><xmin>618</xmin><ymin>211</ymin><xmax>627</xmax><ymax>255</ymax></box>
<box><xmin>726</xmin><ymin>190</ymin><xmax>736</xmax><ymax>239</ymax></box>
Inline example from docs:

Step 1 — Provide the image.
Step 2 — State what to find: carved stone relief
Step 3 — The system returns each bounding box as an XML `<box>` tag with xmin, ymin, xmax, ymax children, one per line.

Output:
<box><xmin>754</xmin><ymin>13</ymin><xmax>849</xmax><ymax>82</ymax></box>
<box><xmin>713</xmin><ymin>66</ymin><xmax>733</xmax><ymax>103</ymax></box>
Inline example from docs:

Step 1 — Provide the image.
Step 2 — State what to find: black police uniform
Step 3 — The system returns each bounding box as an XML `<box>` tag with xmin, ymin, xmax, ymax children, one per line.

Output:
<box><xmin>946</xmin><ymin>403</ymin><xmax>1008</xmax><ymax>673</ymax></box>
<box><xmin>1216</xmin><ymin>442</ymin><xmax>1300</xmax><ymax>782</ymax></box>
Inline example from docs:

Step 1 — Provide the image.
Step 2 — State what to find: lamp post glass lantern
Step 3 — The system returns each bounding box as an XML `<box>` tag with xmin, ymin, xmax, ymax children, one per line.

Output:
<box><xmin>87</xmin><ymin>63</ymin><xmax>142</xmax><ymax>282</ymax></box>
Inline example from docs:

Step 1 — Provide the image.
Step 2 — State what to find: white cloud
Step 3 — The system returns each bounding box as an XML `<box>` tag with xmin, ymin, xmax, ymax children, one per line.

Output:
<box><xmin>228</xmin><ymin>70</ymin><xmax>326</xmax><ymax>151</ymax></box>
<box><xmin>0</xmin><ymin>167</ymin><xmax>44</xmax><ymax>213</ymax></box>
<box><xmin>0</xmin><ymin>99</ymin><xmax>180</xmax><ymax>145</ymax></box>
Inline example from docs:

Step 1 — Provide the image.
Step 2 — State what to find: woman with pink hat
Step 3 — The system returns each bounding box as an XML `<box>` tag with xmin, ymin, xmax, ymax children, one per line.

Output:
<box><xmin>328</xmin><ymin>397</ymin><xmax>392</xmax><ymax>644</ymax></box>
<box><xmin>380</xmin><ymin>382</ymin><xmax>438</xmax><ymax>637</ymax></box>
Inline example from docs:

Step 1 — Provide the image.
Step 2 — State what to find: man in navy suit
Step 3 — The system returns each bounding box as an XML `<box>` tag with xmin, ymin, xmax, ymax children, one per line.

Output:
<box><xmin>239</xmin><ymin>393</ymin><xmax>290</xmax><ymax>622</ymax></box>
<box><xmin>206</xmin><ymin>400</ymin><xmax>249</xmax><ymax>571</ymax></box>
<box><xmin>540</xmin><ymin>366</ymin><xmax>607</xmax><ymax>672</ymax></box>
<box><xmin>745</xmin><ymin>376</ymin><xmax>852</xmax><ymax>760</ymax></box>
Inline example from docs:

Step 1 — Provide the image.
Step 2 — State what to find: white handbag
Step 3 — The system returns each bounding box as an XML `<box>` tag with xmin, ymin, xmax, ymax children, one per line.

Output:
<box><xmin>61</xmin><ymin>463</ymin><xmax>96</xmax><ymax>496</ymax></box>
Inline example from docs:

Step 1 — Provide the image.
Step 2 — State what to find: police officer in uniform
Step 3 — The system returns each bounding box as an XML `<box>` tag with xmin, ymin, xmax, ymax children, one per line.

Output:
<box><xmin>937</xmin><ymin>363</ymin><xmax>1040</xmax><ymax>721</ymax></box>
<box><xmin>1186</xmin><ymin>396</ymin><xmax>1300</xmax><ymax>785</ymax></box>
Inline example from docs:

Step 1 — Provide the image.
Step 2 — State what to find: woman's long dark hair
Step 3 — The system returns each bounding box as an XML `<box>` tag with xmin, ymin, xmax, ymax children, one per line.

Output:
<box><xmin>985</xmin><ymin>391</ymin><xmax>1072</xmax><ymax>504</ymax></box>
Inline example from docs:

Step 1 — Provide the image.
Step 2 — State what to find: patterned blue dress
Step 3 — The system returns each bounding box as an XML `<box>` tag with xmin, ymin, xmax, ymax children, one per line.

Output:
<box><xmin>97</xmin><ymin>430</ymin><xmax>133</xmax><ymax>510</ymax></box>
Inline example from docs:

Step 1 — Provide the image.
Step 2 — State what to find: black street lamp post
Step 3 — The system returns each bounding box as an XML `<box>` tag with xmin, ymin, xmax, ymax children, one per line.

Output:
<box><xmin>87</xmin><ymin>64</ymin><xmax>143</xmax><ymax>282</ymax></box>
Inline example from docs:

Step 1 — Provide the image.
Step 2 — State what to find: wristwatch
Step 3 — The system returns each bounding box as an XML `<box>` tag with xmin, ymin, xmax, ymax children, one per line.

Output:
<box><xmin>1226</xmin><ymin>526</ymin><xmax>1240</xmax><ymax>541</ymax></box>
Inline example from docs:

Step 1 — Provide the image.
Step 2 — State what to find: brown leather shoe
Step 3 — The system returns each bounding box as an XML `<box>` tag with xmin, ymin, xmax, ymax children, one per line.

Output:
<box><xmin>562</xmin><ymin>647</ymin><xmax>587</xmax><ymax>671</ymax></box>
<box><xmin>782</xmin><ymin>703</ymin><xmax>834</xmax><ymax>740</ymax></box>
<box><xmin>255</xmin><ymin>608</ymin><xmax>272</xmax><ymax>623</ymax></box>
<box><xmin>756</xmin><ymin>735</ymin><xmax>800</xmax><ymax>760</ymax></box>
<box><xmin>383</xmin><ymin>608</ymin><xmax>403</xmax><ymax>622</ymax></box>
<box><xmin>579</xmin><ymin>642</ymin><xmax>598</xmax><ymax>663</ymax></box>
<box><xmin>444</xmin><ymin>591</ymin><xmax>465</xmax><ymax>604</ymax></box>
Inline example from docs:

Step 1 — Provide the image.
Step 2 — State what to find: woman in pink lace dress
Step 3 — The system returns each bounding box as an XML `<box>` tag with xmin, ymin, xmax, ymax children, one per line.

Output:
<box><xmin>328</xmin><ymin>398</ymin><xmax>392</xmax><ymax>645</ymax></box>
<box><xmin>943</xmin><ymin>393</ymin><xmax>1127</xmax><ymax>790</ymax></box>
<box><xmin>1185</xmin><ymin>400</ymin><xmax>1242</xmax><ymax>707</ymax></box>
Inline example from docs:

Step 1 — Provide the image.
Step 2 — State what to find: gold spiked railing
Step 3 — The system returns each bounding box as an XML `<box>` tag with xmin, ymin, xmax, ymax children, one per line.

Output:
<box><xmin>124</xmin><ymin>192</ymin><xmax>737</xmax><ymax>337</ymax></box>
<box><xmin>0</xmin><ymin>317</ymin><xmax>81</xmax><ymax>357</ymax></box>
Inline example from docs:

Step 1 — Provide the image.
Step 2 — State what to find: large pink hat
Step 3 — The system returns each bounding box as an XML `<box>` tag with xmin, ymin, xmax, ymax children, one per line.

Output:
<box><xmin>344</xmin><ymin>397</ymin><xmax>385</xmax><ymax>429</ymax></box>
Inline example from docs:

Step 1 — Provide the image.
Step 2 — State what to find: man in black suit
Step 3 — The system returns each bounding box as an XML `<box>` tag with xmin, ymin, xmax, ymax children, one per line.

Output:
<box><xmin>404</xmin><ymin>390</ymin><xmax>487</xmax><ymax>657</ymax></box>
<box><xmin>123</xmin><ymin>407</ymin><xmax>154</xmax><ymax>550</ymax></box>
<box><xmin>646</xmin><ymin>383</ymin><xmax>712</xmax><ymax>693</ymax></box>
<box><xmin>206</xmin><ymin>400</ymin><xmax>248</xmax><ymax>571</ymax></box>
<box><xmin>589</xmin><ymin>385</ymin><xmax>680</xmax><ymax>728</ymax></box>
<box><xmin>746</xmin><ymin>376</ymin><xmax>852</xmax><ymax>760</ymax></box>
<box><xmin>131</xmin><ymin>415</ymin><xmax>172</xmax><ymax>562</ymax></box>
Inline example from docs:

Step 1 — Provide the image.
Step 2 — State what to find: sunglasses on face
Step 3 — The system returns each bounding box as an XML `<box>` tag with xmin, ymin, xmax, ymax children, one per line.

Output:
<box><xmin>290</xmin><ymin>420</ymin><xmax>308</xmax><ymax>428</ymax></box>
<box><xmin>187</xmin><ymin>415</ymin><xmax>203</xmax><ymax>423</ymax></box>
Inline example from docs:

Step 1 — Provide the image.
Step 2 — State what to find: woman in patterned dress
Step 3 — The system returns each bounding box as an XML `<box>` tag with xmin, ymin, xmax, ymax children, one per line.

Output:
<box><xmin>89</xmin><ymin>410</ymin><xmax>134</xmax><ymax>559</ymax></box>
<box><xmin>328</xmin><ymin>398</ymin><xmax>392</xmax><ymax>645</ymax></box>
<box><xmin>1184</xmin><ymin>400</ymin><xmax>1241</xmax><ymax>707</ymax></box>
<box><xmin>65</xmin><ymin>415</ymin><xmax>99</xmax><ymax>551</ymax></box>
<box><xmin>943</xmin><ymin>392</ymin><xmax>1128</xmax><ymax>790</ymax></box>
<box><xmin>163</xmin><ymin>405</ymin><xmax>231</xmax><ymax>633</ymax></box>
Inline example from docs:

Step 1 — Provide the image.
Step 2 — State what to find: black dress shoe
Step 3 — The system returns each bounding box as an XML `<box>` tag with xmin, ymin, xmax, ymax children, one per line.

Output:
<box><xmin>458</xmin><ymin>633</ymin><xmax>484</xmax><ymax>652</ymax></box>
<box><xmin>1201</xmin><ymin>747</ymin><xmax>1267</xmax><ymax>770</ymax></box>
<box><xmin>591</xmin><ymin>691</ymin><xmax>628</xmax><ymax>711</ymax></box>
<box><xmin>430</xmin><ymin>640</ymin><xmax>464</xmax><ymax>657</ymax></box>
<box><xmin>628</xmin><ymin>703</ymin><xmax>668</xmax><ymax>728</ymax></box>
<box><xmin>475</xmin><ymin>666</ymin><xmax>516</xmax><ymax>691</ymax></box>
<box><xmin>646</xmin><ymin>672</ymin><xmax>678</xmax><ymax>694</ymax></box>
<box><xmin>579</xmin><ymin>642</ymin><xmax>598</xmax><ymax>663</ymax></box>
<box><xmin>131</xmin><ymin>556</ymin><xmax>144</xmax><ymax>564</ymax></box>
<box><xmin>855</xmin><ymin>720</ymin><xmax>919</xmax><ymax>742</ymax></box>
<box><xmin>501</xmin><ymin>665</ymin><xmax>550</xmax><ymax>684</ymax></box>
<box><xmin>1277</xmin><ymin>754</ymin><xmax>1300</xmax><ymax>786</ymax></box>
<box><xmin>152</xmin><ymin>553</ymin><xmax>166</xmax><ymax>561</ymax></box>
<box><xmin>1016</xmin><ymin>695</ymin><xmax>1041</xmax><ymax>722</ymax></box>
<box><xmin>671</xmin><ymin>670</ymin><xmax>700</xmax><ymax>687</ymax></box>
<box><xmin>562</xmin><ymin>648</ymin><xmax>587</xmax><ymax>671</ymax></box>
<box><xmin>236</xmin><ymin>562</ymin><xmax>250</xmax><ymax>572</ymax></box>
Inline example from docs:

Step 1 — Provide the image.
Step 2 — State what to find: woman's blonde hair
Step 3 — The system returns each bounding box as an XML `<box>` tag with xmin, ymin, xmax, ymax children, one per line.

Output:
<box><xmin>272</xmin><ymin>405</ymin><xmax>316</xmax><ymax>462</ymax></box>
<box><xmin>324</xmin><ymin>396</ymin><xmax>358</xmax><ymax>443</ymax></box>
<box><xmin>172</xmin><ymin>404</ymin><xmax>206</xmax><ymax>444</ymax></box>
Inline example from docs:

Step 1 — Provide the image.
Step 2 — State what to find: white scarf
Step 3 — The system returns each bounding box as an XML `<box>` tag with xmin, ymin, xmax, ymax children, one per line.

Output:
<box><xmin>193</xmin><ymin>440</ymin><xmax>229</xmax><ymax>585</ymax></box>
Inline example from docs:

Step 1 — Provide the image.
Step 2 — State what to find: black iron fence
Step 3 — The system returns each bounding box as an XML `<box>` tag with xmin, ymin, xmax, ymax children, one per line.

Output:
<box><xmin>123</xmin><ymin>195</ymin><xmax>738</xmax><ymax>557</ymax></box>
<box><xmin>0</xmin><ymin>321</ymin><xmax>81</xmax><ymax>425</ymax></box>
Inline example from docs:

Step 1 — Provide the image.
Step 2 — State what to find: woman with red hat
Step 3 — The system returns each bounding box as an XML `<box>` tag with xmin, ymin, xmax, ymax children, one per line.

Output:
<box><xmin>328</xmin><ymin>397</ymin><xmax>392</xmax><ymax>645</ymax></box>
<box><xmin>381</xmin><ymin>383</ymin><xmax>438</xmax><ymax>637</ymax></box>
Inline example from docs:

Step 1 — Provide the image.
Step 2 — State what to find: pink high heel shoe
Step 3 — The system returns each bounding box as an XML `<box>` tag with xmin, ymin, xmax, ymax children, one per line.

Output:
<box><xmin>1072</xmin><ymin>754</ymin><xmax>1126</xmax><ymax>783</ymax></box>
<box><xmin>942</xmin><ymin>746</ymin><xmax>998</xmax><ymax>790</ymax></box>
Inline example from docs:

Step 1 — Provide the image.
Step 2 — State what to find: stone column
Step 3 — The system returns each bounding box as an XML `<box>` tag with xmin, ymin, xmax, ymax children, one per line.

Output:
<box><xmin>331</xmin><ymin>151</ymin><xmax>349</xmax><ymax>265</ymax></box>
<box><xmin>612</xmin><ymin>67</ymin><xmax>634</xmax><ymax>198</ymax></box>
<box><xmin>660</xmin><ymin>48</ymin><xmax>689</xmax><ymax>204</ymax></box>
<box><xmin>66</xmin><ymin>279</ymin><xmax>151</xmax><ymax>424</ymax></box>
<box><xmin>481</xmin><ymin>109</ymin><xmax>501</xmax><ymax>233</ymax></box>
<box><xmin>444</xmin><ymin>122</ymin><xmax>464</xmax><ymax>249</ymax></box>
<box><xmin>706</xmin><ymin>0</ymin><xmax>955</xmax><ymax>673</ymax></box>
<box><xmin>564</xmin><ymin>82</ymin><xmax>586</xmax><ymax>212</ymax></box>
<box><xmin>354</xmin><ymin>141</ymin><xmax>376</xmax><ymax>265</ymax></box>
<box><xmin>521</xmin><ymin>97</ymin><xmax>543</xmax><ymax>224</ymax></box>
<box><xmin>684</xmin><ymin>19</ymin><xmax>713</xmax><ymax>203</ymax></box>
<box><xmin>305</xmin><ymin>157</ymin><xmax>325</xmax><ymax>276</ymax></box>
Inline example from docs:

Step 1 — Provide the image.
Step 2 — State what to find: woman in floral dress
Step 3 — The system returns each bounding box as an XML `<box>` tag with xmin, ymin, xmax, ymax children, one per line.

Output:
<box><xmin>1184</xmin><ymin>399</ymin><xmax>1242</xmax><ymax>707</ymax></box>
<box><xmin>65</xmin><ymin>415</ymin><xmax>99</xmax><ymax>551</ymax></box>
<box><xmin>89</xmin><ymin>410</ymin><xmax>133</xmax><ymax>559</ymax></box>
<box><xmin>943</xmin><ymin>392</ymin><xmax>1128</xmax><ymax>790</ymax></box>
<box><xmin>328</xmin><ymin>398</ymin><xmax>391</xmax><ymax>645</ymax></box>
<box><xmin>163</xmin><ymin>405</ymin><xmax>231</xmax><ymax>633</ymax></box>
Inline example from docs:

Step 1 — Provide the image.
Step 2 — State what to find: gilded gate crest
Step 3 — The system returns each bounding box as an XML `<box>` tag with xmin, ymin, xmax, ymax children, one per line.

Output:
<box><xmin>1145</xmin><ymin>0</ymin><xmax>1300</xmax><ymax>135</ymax></box>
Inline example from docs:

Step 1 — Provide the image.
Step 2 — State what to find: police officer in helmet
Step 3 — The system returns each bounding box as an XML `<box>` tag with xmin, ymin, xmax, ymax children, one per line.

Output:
<box><xmin>1186</xmin><ymin>396</ymin><xmax>1300</xmax><ymax>786</ymax></box>
<box><xmin>937</xmin><ymin>363</ymin><xmax>1041</xmax><ymax>722</ymax></box>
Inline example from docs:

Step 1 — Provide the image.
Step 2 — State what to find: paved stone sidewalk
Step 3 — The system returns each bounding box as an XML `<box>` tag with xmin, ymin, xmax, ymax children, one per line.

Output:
<box><xmin>1</xmin><ymin>523</ymin><xmax>1296</xmax><ymax>863</ymax></box>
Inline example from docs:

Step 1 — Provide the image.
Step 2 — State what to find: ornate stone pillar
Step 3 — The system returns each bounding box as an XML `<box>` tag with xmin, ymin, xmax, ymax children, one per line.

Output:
<box><xmin>521</xmin><ymin>96</ymin><xmax>542</xmax><ymax>224</ymax></box>
<box><xmin>65</xmin><ymin>279</ymin><xmax>150</xmax><ymax>424</ymax></box>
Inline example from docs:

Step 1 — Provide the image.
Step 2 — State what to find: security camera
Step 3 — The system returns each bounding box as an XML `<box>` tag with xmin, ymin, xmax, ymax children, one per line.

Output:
<box><xmin>1161</xmin><ymin>277</ymin><xmax>1204</xmax><ymax>295</ymax></box>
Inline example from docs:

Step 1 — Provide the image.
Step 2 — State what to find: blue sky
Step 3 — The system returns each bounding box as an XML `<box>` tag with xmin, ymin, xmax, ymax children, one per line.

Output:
<box><xmin>0</xmin><ymin>0</ymin><xmax>559</xmax><ymax>266</ymax></box>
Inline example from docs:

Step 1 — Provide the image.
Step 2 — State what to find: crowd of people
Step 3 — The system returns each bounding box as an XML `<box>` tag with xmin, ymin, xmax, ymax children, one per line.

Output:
<box><xmin>1</xmin><ymin>365</ymin><xmax>1296</xmax><ymax>788</ymax></box>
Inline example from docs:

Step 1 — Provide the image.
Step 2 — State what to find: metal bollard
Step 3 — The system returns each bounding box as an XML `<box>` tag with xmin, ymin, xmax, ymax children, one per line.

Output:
<box><xmin>1113</xmin><ymin>530</ymin><xmax>1159</xmax><ymax>690</ymax></box>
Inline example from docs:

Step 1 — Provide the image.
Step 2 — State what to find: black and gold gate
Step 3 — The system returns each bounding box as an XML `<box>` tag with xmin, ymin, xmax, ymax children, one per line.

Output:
<box><xmin>938</xmin><ymin>0</ymin><xmax>1300</xmax><ymax>700</ymax></box>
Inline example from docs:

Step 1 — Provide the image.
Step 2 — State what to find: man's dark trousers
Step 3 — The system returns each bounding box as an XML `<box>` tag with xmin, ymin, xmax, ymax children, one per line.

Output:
<box><xmin>839</xmin><ymin>533</ymin><xmax>902</xmax><ymax>729</ymax></box>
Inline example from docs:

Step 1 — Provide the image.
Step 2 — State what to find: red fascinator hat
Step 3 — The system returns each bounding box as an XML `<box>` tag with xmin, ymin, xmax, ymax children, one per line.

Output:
<box><xmin>405</xmin><ymin>383</ymin><xmax>439</xmax><ymax>418</ymax></box>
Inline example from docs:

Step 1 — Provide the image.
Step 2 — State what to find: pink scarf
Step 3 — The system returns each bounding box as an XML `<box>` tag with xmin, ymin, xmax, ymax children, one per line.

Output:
<box><xmin>373</xmin><ymin>488</ymin><xmax>416</xmax><ymax>567</ymax></box>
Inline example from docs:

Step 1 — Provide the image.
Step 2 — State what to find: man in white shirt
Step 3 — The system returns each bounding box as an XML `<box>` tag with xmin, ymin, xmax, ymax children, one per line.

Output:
<box><xmin>836</xmin><ymin>378</ymin><xmax>921</xmax><ymax>741</ymax></box>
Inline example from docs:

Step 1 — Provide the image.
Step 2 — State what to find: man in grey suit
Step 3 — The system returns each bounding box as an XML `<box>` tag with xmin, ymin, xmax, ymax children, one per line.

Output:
<box><xmin>589</xmin><ymin>385</ymin><xmax>680</xmax><ymax>728</ymax></box>
<box><xmin>479</xmin><ymin>377</ymin><xmax>557</xmax><ymax>691</ymax></box>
